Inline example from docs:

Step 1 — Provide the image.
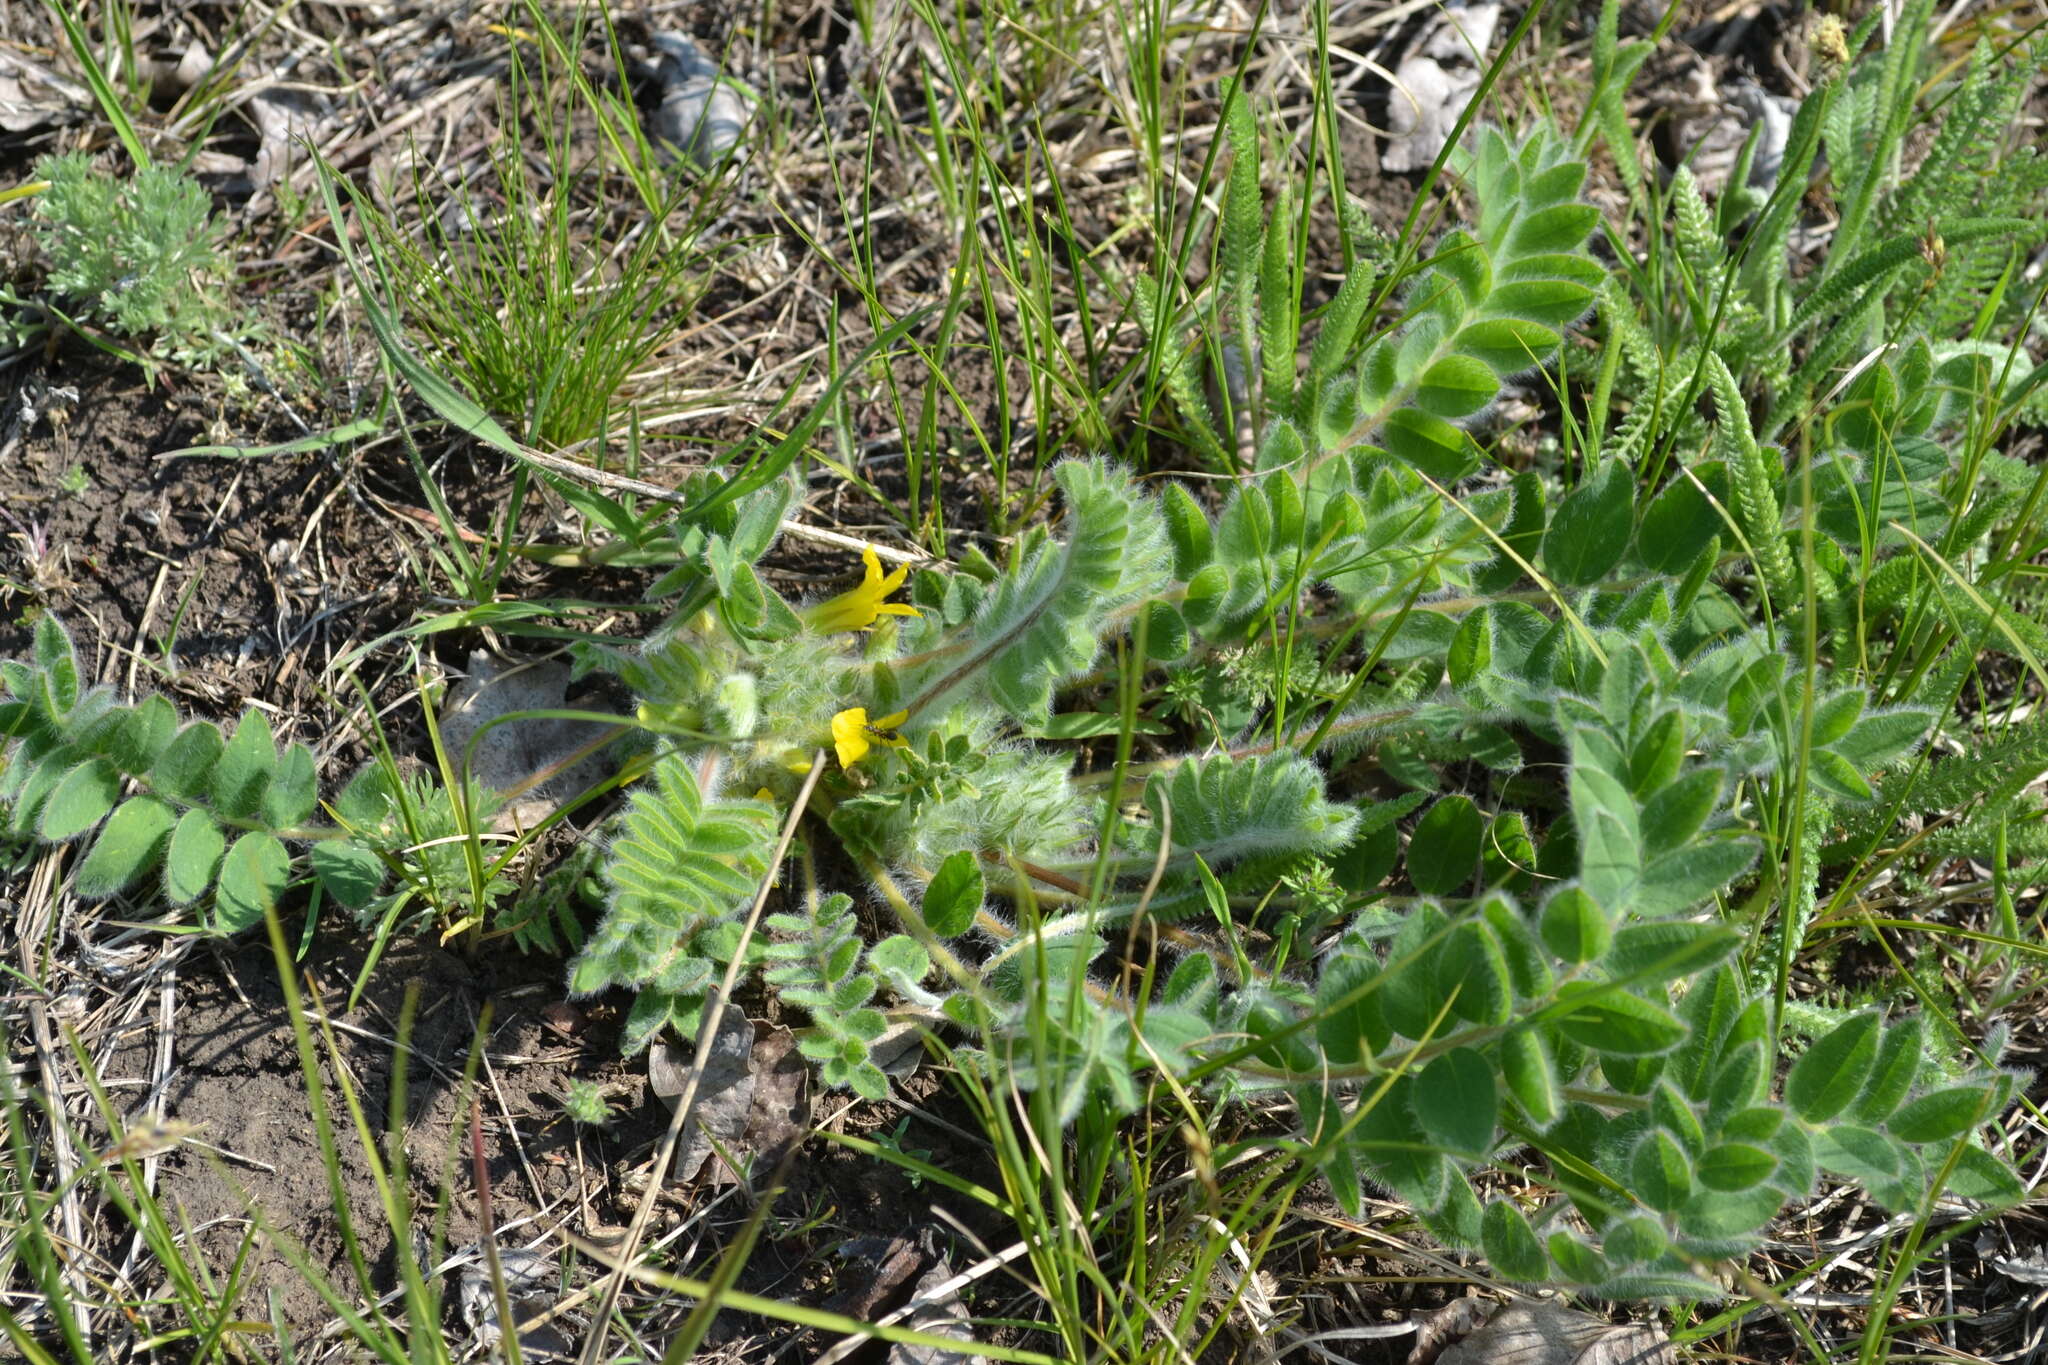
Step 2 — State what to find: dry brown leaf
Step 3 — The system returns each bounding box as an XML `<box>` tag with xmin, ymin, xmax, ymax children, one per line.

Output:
<box><xmin>828</xmin><ymin>1235</ymin><xmax>927</xmax><ymax>1322</ymax></box>
<box><xmin>726</xmin><ymin>1025</ymin><xmax>810</xmax><ymax>1181</ymax></box>
<box><xmin>1414</xmin><ymin>1301</ymin><xmax>1673</xmax><ymax>1365</ymax></box>
<box><xmin>889</xmin><ymin>1259</ymin><xmax>983</xmax><ymax>1365</ymax></box>
<box><xmin>649</xmin><ymin>1000</ymin><xmax>756</xmax><ymax>1183</ymax></box>
<box><xmin>1382</xmin><ymin>3</ymin><xmax>1502</xmax><ymax>173</ymax></box>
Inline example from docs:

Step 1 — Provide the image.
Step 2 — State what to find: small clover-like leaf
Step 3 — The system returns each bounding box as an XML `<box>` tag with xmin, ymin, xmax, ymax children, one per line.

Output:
<box><xmin>1604</xmin><ymin>1216</ymin><xmax>1668</xmax><ymax>1266</ymax></box>
<box><xmin>109</xmin><ymin>695</ymin><xmax>178</xmax><ymax>775</ymax></box>
<box><xmin>1636</xmin><ymin>466</ymin><xmax>1727</xmax><ymax>575</ymax></box>
<box><xmin>1543</xmin><ymin>460</ymin><xmax>1634</xmax><ymax>587</ymax></box>
<box><xmin>310</xmin><ymin>840</ymin><xmax>385</xmax><ymax>911</ymax></box>
<box><xmin>214</xmin><ymin>831</ymin><xmax>290</xmax><ymax>934</ymax></box>
<box><xmin>1416</xmin><ymin>354</ymin><xmax>1500</xmax><ymax>419</ymax></box>
<box><xmin>263</xmin><ymin>742</ymin><xmax>319</xmax><ymax>829</ymax></box>
<box><xmin>211</xmin><ymin>711</ymin><xmax>276</xmax><ymax>821</ymax></box>
<box><xmin>1160</xmin><ymin>482</ymin><xmax>1213</xmax><ymax>578</ymax></box>
<box><xmin>1546</xmin><ymin>1232</ymin><xmax>1608</xmax><ymax>1284</ymax></box>
<box><xmin>1380</xmin><ymin>408</ymin><xmax>1479</xmax><ymax>481</ymax></box>
<box><xmin>1810</xmin><ymin>689</ymin><xmax>1866</xmax><ymax>746</ymax></box>
<box><xmin>1500</xmin><ymin>1028</ymin><xmax>1560</xmax><ymax>1126</ymax></box>
<box><xmin>1809</xmin><ymin>748</ymin><xmax>1874</xmax><ymax>801</ymax></box>
<box><xmin>1949</xmin><ymin>1143</ymin><xmax>2025</xmax><ymax>1205</ymax></box>
<box><xmin>1607</xmin><ymin>921</ymin><xmax>1742</xmax><ymax>983</ymax></box>
<box><xmin>1317</xmin><ymin>942</ymin><xmax>1390</xmax><ymax>1064</ymax></box>
<box><xmin>1696</xmin><ymin>1142</ymin><xmax>1777</xmax><ymax>1192</ymax></box>
<box><xmin>1631</xmin><ymin>1129</ymin><xmax>1692</xmax><ymax>1212</ymax></box>
<box><xmin>1887</xmin><ymin>1085</ymin><xmax>1990</xmax><ymax>1143</ymax></box>
<box><xmin>1831</xmin><ymin>709</ymin><xmax>1933</xmax><ymax>770</ymax></box>
<box><xmin>1552</xmin><ymin>983</ymin><xmax>1687</xmax><ymax>1055</ymax></box>
<box><xmin>1815</xmin><ymin>1124</ymin><xmax>1905</xmax><ymax>1188</ymax></box>
<box><xmin>152</xmin><ymin>721</ymin><xmax>222</xmax><ymax>803</ymax></box>
<box><xmin>1482</xmin><ymin>895</ymin><xmax>1553</xmax><ymax>998</ymax></box>
<box><xmin>1540</xmin><ymin>887</ymin><xmax>1610</xmax><ymax>964</ymax></box>
<box><xmin>39</xmin><ymin>757</ymin><xmax>120</xmax><ymax>841</ymax></box>
<box><xmin>1455</xmin><ymin>317</ymin><xmax>1562</xmax><ymax>374</ymax></box>
<box><xmin>1851</xmin><ymin>1016</ymin><xmax>1924</xmax><ymax>1123</ymax></box>
<box><xmin>1409</xmin><ymin>795</ymin><xmax>1483</xmax><ymax>895</ymax></box>
<box><xmin>1638</xmin><ymin>767</ymin><xmax>1721</xmax><ymax>856</ymax></box>
<box><xmin>1436</xmin><ymin>919</ymin><xmax>1512</xmax><ymax>1026</ymax></box>
<box><xmin>33</xmin><ymin>615</ymin><xmax>79</xmax><ymax>717</ymax></box>
<box><xmin>1505</xmin><ymin>202</ymin><xmax>1599</xmax><ymax>257</ymax></box>
<box><xmin>1487</xmin><ymin>277</ymin><xmax>1595</xmax><ymax>327</ymax></box>
<box><xmin>867</xmin><ymin>934</ymin><xmax>930</xmax><ymax>993</ymax></box>
<box><xmin>164</xmin><ymin>808</ymin><xmax>226</xmax><ymax>905</ymax></box>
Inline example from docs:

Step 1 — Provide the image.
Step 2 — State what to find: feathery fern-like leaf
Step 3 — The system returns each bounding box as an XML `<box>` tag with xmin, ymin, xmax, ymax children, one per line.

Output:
<box><xmin>570</xmin><ymin>754</ymin><xmax>777</xmax><ymax>1048</ymax></box>
<box><xmin>900</xmin><ymin>460</ymin><xmax>1170</xmax><ymax>722</ymax></box>
<box><xmin>764</xmin><ymin>892</ymin><xmax>892</xmax><ymax>1098</ymax></box>
<box><xmin>1142</xmin><ymin>751</ymin><xmax>1359</xmax><ymax>873</ymax></box>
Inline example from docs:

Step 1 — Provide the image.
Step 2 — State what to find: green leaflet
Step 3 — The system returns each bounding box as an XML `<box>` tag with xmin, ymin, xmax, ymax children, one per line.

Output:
<box><xmin>73</xmin><ymin>796</ymin><xmax>176</xmax><ymax>897</ymax></box>
<box><xmin>214</xmin><ymin>832</ymin><xmax>290</xmax><ymax>934</ymax></box>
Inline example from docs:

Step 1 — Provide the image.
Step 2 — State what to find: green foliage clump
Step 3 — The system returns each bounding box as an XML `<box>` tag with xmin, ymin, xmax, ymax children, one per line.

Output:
<box><xmin>561</xmin><ymin>1079</ymin><xmax>613</xmax><ymax>1126</ymax></box>
<box><xmin>567</xmin><ymin>753</ymin><xmax>778</xmax><ymax>1052</ymax></box>
<box><xmin>323</xmin><ymin>765</ymin><xmax>512</xmax><ymax>939</ymax></box>
<box><xmin>10</xmin><ymin>153</ymin><xmax>248</xmax><ymax>374</ymax></box>
<box><xmin>347</xmin><ymin>35</ymin><xmax>715</xmax><ymax>449</ymax></box>
<box><xmin>0</xmin><ymin>618</ymin><xmax>316</xmax><ymax>934</ymax></box>
<box><xmin>3</xmin><ymin>0</ymin><xmax>2042</xmax><ymax>1308</ymax></box>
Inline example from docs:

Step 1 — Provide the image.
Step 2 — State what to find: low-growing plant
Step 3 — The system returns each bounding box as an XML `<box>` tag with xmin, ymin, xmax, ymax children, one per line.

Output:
<box><xmin>4</xmin><ymin>1</ymin><xmax>2042</xmax><ymax>1315</ymax></box>
<box><xmin>561</xmin><ymin>1078</ymin><xmax>614</xmax><ymax>1127</ymax></box>
<box><xmin>1</xmin><ymin>152</ymin><xmax>253</xmax><ymax>380</ymax></box>
<box><xmin>343</xmin><ymin>9</ymin><xmax>724</xmax><ymax>452</ymax></box>
<box><xmin>0</xmin><ymin>619</ymin><xmax>320</xmax><ymax>934</ymax></box>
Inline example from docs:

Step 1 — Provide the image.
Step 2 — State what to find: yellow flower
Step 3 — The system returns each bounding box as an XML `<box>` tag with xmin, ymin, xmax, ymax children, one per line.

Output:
<box><xmin>831</xmin><ymin>707</ymin><xmax>908</xmax><ymax>768</ymax></box>
<box><xmin>806</xmin><ymin>547</ymin><xmax>920</xmax><ymax>633</ymax></box>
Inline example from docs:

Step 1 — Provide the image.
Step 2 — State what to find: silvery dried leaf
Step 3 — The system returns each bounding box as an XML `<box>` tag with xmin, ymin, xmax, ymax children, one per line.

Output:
<box><xmin>436</xmin><ymin>651</ymin><xmax>623</xmax><ymax>829</ymax></box>
<box><xmin>1725</xmin><ymin>80</ymin><xmax>1796</xmax><ymax>190</ymax></box>
<box><xmin>870</xmin><ymin>1020</ymin><xmax>928</xmax><ymax>1080</ymax></box>
<box><xmin>1415</xmin><ymin>1301</ymin><xmax>1673</xmax><ymax>1365</ymax></box>
<box><xmin>456</xmin><ymin>1245</ymin><xmax>574</xmax><ymax>1361</ymax></box>
<box><xmin>1419</xmin><ymin>2</ymin><xmax>1502</xmax><ymax>61</ymax></box>
<box><xmin>247</xmin><ymin>91</ymin><xmax>328</xmax><ymax>193</ymax></box>
<box><xmin>1382</xmin><ymin>3</ymin><xmax>1501</xmax><ymax>173</ymax></box>
<box><xmin>888</xmin><ymin>1260</ymin><xmax>983</xmax><ymax>1365</ymax></box>
<box><xmin>1660</xmin><ymin>65</ymin><xmax>1798</xmax><ymax>198</ymax></box>
<box><xmin>144</xmin><ymin>42</ymin><xmax>212</xmax><ymax>102</ymax></box>
<box><xmin>1990</xmin><ymin>1249</ymin><xmax>2048</xmax><ymax>1287</ymax></box>
<box><xmin>649</xmin><ymin>33</ymin><xmax>756</xmax><ymax>170</ymax></box>
<box><xmin>457</xmin><ymin>1247</ymin><xmax>554</xmax><ymax>1322</ymax></box>
<box><xmin>649</xmin><ymin>1000</ymin><xmax>757</xmax><ymax>1182</ymax></box>
<box><xmin>0</xmin><ymin>48</ymin><xmax>87</xmax><ymax>133</ymax></box>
